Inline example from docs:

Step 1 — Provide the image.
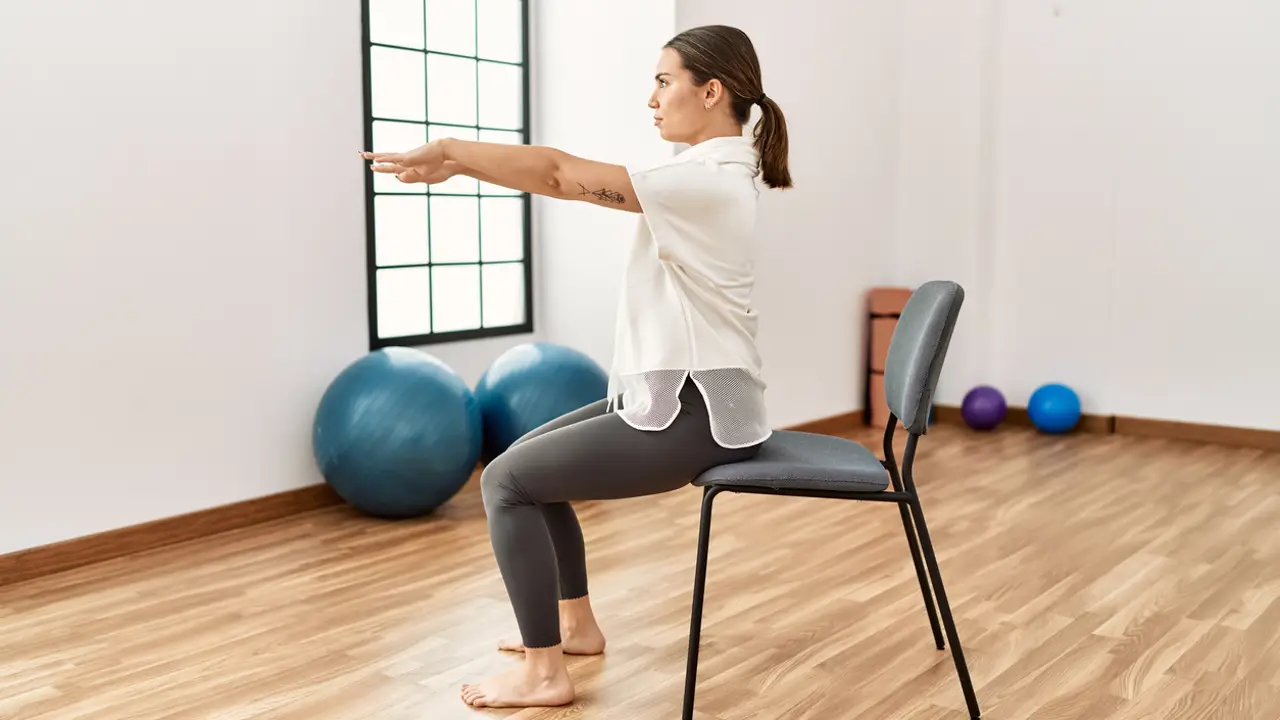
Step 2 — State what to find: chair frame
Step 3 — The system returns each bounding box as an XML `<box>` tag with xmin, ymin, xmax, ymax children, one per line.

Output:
<box><xmin>681</xmin><ymin>415</ymin><xmax>982</xmax><ymax>719</ymax></box>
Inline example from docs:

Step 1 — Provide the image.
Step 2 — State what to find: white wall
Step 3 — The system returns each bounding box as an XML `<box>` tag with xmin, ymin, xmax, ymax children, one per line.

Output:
<box><xmin>1106</xmin><ymin>0</ymin><xmax>1280</xmax><ymax>429</ymax></box>
<box><xmin>894</xmin><ymin>0</ymin><xmax>1280</xmax><ymax>430</ymax></box>
<box><xmin>0</xmin><ymin>0</ymin><xmax>369</xmax><ymax>554</ymax></box>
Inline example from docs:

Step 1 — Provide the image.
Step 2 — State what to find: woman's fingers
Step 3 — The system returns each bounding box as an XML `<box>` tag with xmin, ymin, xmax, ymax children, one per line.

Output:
<box><xmin>362</xmin><ymin>151</ymin><xmax>425</xmax><ymax>184</ymax></box>
<box><xmin>360</xmin><ymin>151</ymin><xmax>405</xmax><ymax>164</ymax></box>
<box><xmin>366</xmin><ymin>162</ymin><xmax>429</xmax><ymax>184</ymax></box>
<box><xmin>361</xmin><ymin>153</ymin><xmax>443</xmax><ymax>184</ymax></box>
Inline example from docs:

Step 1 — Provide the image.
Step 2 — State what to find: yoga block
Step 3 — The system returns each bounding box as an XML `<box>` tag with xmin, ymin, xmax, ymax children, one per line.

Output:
<box><xmin>868</xmin><ymin>373</ymin><xmax>891</xmax><ymax>427</ymax></box>
<box><xmin>868</xmin><ymin>287</ymin><xmax>912</xmax><ymax>316</ymax></box>
<box><xmin>865</xmin><ymin>286</ymin><xmax>912</xmax><ymax>427</ymax></box>
<box><xmin>870</xmin><ymin>317</ymin><xmax>896</xmax><ymax>373</ymax></box>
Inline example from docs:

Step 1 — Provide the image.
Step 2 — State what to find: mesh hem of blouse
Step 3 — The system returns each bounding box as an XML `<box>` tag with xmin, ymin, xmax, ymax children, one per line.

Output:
<box><xmin>612</xmin><ymin>368</ymin><xmax>771</xmax><ymax>449</ymax></box>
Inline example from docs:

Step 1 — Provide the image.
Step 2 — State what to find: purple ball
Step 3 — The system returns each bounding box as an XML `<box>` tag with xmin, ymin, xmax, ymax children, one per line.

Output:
<box><xmin>961</xmin><ymin>385</ymin><xmax>1007</xmax><ymax>430</ymax></box>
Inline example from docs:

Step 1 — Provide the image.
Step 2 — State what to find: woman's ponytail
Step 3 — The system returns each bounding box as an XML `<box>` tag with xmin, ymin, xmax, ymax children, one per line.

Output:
<box><xmin>753</xmin><ymin>95</ymin><xmax>792</xmax><ymax>189</ymax></box>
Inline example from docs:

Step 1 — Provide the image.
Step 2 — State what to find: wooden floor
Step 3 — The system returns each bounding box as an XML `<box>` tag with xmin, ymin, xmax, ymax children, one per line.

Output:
<box><xmin>4</xmin><ymin>425</ymin><xmax>1280</xmax><ymax>719</ymax></box>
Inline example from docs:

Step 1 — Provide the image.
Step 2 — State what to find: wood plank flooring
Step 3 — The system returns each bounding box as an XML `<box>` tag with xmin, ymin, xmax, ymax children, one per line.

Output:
<box><xmin>3</xmin><ymin>425</ymin><xmax>1280</xmax><ymax>719</ymax></box>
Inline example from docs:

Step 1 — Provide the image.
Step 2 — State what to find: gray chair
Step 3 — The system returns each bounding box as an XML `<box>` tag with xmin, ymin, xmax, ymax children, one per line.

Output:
<box><xmin>681</xmin><ymin>280</ymin><xmax>981</xmax><ymax>720</ymax></box>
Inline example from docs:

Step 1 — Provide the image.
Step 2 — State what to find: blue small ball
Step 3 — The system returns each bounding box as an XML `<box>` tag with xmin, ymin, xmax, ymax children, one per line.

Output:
<box><xmin>1027</xmin><ymin>383</ymin><xmax>1081</xmax><ymax>434</ymax></box>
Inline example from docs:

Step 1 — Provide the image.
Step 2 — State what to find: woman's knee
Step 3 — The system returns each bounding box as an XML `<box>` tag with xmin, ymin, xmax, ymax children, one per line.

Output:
<box><xmin>480</xmin><ymin>454</ymin><xmax>527</xmax><ymax>511</ymax></box>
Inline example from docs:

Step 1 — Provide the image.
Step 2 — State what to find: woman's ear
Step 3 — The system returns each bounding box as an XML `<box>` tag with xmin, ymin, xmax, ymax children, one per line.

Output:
<box><xmin>703</xmin><ymin>79</ymin><xmax>723</xmax><ymax>110</ymax></box>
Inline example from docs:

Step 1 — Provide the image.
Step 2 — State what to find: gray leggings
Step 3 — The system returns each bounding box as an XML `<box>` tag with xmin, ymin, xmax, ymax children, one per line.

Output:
<box><xmin>480</xmin><ymin>379</ymin><xmax>761</xmax><ymax>649</ymax></box>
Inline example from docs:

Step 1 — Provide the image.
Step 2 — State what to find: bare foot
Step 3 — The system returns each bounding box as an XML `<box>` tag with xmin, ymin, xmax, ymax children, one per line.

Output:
<box><xmin>460</xmin><ymin>649</ymin><xmax>575</xmax><ymax>709</ymax></box>
<box><xmin>498</xmin><ymin>596</ymin><xmax>606</xmax><ymax>655</ymax></box>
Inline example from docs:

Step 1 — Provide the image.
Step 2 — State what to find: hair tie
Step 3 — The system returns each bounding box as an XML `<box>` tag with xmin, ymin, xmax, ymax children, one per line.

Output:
<box><xmin>755</xmin><ymin>93</ymin><xmax>768</xmax><ymax>105</ymax></box>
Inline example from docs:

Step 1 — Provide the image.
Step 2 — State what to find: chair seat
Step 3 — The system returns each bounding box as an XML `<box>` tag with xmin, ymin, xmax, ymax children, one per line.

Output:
<box><xmin>693</xmin><ymin>430</ymin><xmax>891</xmax><ymax>493</ymax></box>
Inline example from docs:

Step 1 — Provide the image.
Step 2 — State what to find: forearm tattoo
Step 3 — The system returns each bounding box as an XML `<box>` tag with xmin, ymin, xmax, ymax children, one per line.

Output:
<box><xmin>577</xmin><ymin>183</ymin><xmax>626</xmax><ymax>204</ymax></box>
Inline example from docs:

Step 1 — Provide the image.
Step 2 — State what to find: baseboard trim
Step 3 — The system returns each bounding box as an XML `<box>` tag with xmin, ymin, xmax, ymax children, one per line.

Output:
<box><xmin>783</xmin><ymin>410</ymin><xmax>864</xmax><ymax>436</ymax></box>
<box><xmin>933</xmin><ymin>404</ymin><xmax>1278</xmax><ymax>448</ymax></box>
<box><xmin>0</xmin><ymin>483</ymin><xmax>342</xmax><ymax>588</ymax></box>
<box><xmin>1113</xmin><ymin>415</ymin><xmax>1280</xmax><ymax>451</ymax></box>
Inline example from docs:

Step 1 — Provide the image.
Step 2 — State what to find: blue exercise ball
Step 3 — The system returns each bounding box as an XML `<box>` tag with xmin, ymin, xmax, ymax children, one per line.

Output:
<box><xmin>476</xmin><ymin>342</ymin><xmax>608</xmax><ymax>462</ymax></box>
<box><xmin>1027</xmin><ymin>383</ymin><xmax>1081</xmax><ymax>434</ymax></box>
<box><xmin>312</xmin><ymin>347</ymin><xmax>482</xmax><ymax>518</ymax></box>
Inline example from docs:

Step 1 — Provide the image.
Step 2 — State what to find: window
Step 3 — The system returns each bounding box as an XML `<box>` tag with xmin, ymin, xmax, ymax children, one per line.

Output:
<box><xmin>361</xmin><ymin>0</ymin><xmax>531</xmax><ymax>348</ymax></box>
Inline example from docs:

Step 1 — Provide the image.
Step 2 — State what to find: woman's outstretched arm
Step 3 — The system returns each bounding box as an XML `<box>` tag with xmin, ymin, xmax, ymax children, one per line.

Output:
<box><xmin>365</xmin><ymin>139</ymin><xmax>641</xmax><ymax>213</ymax></box>
<box><xmin>442</xmin><ymin>138</ymin><xmax>641</xmax><ymax>213</ymax></box>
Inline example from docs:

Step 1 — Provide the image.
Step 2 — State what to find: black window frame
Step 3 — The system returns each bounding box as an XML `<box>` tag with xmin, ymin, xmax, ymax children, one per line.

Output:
<box><xmin>360</xmin><ymin>0</ymin><xmax>533</xmax><ymax>349</ymax></box>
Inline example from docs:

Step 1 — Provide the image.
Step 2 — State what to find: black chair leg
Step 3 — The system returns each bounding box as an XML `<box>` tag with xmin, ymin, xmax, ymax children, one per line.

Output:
<box><xmin>897</xmin><ymin>502</ymin><xmax>945</xmax><ymax>650</ymax></box>
<box><xmin>682</xmin><ymin>486</ymin><xmax>721</xmax><ymax>720</ymax></box>
<box><xmin>908</xmin><ymin>497</ymin><xmax>981</xmax><ymax>719</ymax></box>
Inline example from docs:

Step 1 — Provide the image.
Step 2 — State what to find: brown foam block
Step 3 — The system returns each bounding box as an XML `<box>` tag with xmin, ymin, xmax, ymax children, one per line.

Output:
<box><xmin>870</xmin><ymin>317</ymin><xmax>896</xmax><ymax>372</ymax></box>
<box><xmin>868</xmin><ymin>287</ymin><xmax>912</xmax><ymax>316</ymax></box>
<box><xmin>868</xmin><ymin>372</ymin><xmax>890</xmax><ymax>427</ymax></box>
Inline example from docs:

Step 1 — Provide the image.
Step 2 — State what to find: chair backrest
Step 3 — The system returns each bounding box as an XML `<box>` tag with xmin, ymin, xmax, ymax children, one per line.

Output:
<box><xmin>883</xmin><ymin>280</ymin><xmax>965</xmax><ymax>435</ymax></box>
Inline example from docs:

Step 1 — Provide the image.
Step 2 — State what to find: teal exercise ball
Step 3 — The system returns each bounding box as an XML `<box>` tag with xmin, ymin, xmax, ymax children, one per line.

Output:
<box><xmin>312</xmin><ymin>347</ymin><xmax>482</xmax><ymax>518</ymax></box>
<box><xmin>476</xmin><ymin>342</ymin><xmax>609</xmax><ymax>462</ymax></box>
<box><xmin>1027</xmin><ymin>383</ymin><xmax>1081</xmax><ymax>434</ymax></box>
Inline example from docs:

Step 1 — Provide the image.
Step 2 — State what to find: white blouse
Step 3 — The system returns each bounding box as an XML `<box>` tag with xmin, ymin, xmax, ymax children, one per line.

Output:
<box><xmin>606</xmin><ymin>135</ymin><xmax>771</xmax><ymax>450</ymax></box>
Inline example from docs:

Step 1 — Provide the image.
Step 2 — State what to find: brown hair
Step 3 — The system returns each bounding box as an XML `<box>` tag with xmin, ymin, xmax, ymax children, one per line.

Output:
<box><xmin>665</xmin><ymin>25</ymin><xmax>792</xmax><ymax>189</ymax></box>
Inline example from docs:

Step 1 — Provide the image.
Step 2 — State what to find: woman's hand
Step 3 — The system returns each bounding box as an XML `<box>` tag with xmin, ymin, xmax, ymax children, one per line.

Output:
<box><xmin>362</xmin><ymin>139</ymin><xmax>445</xmax><ymax>170</ymax></box>
<box><xmin>361</xmin><ymin>140</ymin><xmax>449</xmax><ymax>184</ymax></box>
<box><xmin>362</xmin><ymin>151</ymin><xmax>460</xmax><ymax>186</ymax></box>
<box><xmin>365</xmin><ymin>161</ymin><xmax>458</xmax><ymax>186</ymax></box>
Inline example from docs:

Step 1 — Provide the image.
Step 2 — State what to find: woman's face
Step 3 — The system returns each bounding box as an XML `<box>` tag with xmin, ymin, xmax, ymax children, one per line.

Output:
<box><xmin>648</xmin><ymin>48</ymin><xmax>716</xmax><ymax>144</ymax></box>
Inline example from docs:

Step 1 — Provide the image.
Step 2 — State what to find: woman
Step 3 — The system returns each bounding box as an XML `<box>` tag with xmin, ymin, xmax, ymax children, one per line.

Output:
<box><xmin>364</xmin><ymin>24</ymin><xmax>791</xmax><ymax>710</ymax></box>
